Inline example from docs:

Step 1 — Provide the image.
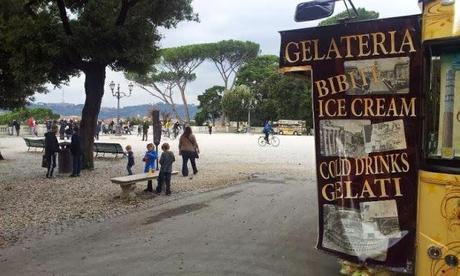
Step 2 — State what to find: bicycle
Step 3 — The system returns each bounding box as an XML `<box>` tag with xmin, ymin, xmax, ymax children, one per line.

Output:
<box><xmin>258</xmin><ymin>133</ymin><xmax>280</xmax><ymax>147</ymax></box>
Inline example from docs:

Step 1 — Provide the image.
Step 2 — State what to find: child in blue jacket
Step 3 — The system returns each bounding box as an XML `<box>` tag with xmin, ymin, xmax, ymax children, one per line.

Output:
<box><xmin>143</xmin><ymin>143</ymin><xmax>158</xmax><ymax>192</ymax></box>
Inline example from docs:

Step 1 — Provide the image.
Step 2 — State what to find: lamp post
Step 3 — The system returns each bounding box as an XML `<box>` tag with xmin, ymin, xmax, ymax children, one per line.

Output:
<box><xmin>109</xmin><ymin>81</ymin><xmax>133</xmax><ymax>135</ymax></box>
<box><xmin>242</xmin><ymin>98</ymin><xmax>257</xmax><ymax>133</ymax></box>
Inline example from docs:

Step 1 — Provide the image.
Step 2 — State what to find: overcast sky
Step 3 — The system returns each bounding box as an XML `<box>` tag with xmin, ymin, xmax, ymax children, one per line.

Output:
<box><xmin>33</xmin><ymin>0</ymin><xmax>420</xmax><ymax>107</ymax></box>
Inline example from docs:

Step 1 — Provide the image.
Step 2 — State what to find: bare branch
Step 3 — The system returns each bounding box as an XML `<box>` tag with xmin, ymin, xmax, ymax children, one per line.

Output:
<box><xmin>56</xmin><ymin>0</ymin><xmax>73</xmax><ymax>35</ymax></box>
<box><xmin>115</xmin><ymin>0</ymin><xmax>140</xmax><ymax>26</ymax></box>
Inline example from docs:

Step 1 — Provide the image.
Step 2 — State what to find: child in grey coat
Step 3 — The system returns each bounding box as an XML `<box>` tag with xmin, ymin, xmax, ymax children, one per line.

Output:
<box><xmin>155</xmin><ymin>143</ymin><xmax>175</xmax><ymax>195</ymax></box>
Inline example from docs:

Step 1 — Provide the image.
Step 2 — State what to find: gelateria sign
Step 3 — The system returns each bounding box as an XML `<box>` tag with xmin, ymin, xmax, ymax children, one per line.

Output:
<box><xmin>279</xmin><ymin>16</ymin><xmax>421</xmax><ymax>272</ymax></box>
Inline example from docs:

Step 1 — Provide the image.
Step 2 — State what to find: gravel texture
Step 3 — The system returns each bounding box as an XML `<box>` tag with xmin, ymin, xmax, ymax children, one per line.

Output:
<box><xmin>0</xmin><ymin>133</ymin><xmax>315</xmax><ymax>248</ymax></box>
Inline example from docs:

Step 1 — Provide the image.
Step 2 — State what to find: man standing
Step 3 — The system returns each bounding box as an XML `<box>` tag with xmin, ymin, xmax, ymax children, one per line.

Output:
<box><xmin>13</xmin><ymin>120</ymin><xmax>20</xmax><ymax>136</ymax></box>
<box><xmin>142</xmin><ymin>120</ymin><xmax>150</xmax><ymax>141</ymax></box>
<box><xmin>70</xmin><ymin>126</ymin><xmax>82</xmax><ymax>177</ymax></box>
<box><xmin>45</xmin><ymin>125</ymin><xmax>60</xmax><ymax>178</ymax></box>
<box><xmin>95</xmin><ymin>120</ymin><xmax>102</xmax><ymax>140</ymax></box>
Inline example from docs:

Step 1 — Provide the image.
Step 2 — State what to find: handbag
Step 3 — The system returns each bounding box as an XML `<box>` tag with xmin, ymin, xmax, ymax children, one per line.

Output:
<box><xmin>186</xmin><ymin>136</ymin><xmax>199</xmax><ymax>159</ymax></box>
<box><xmin>41</xmin><ymin>155</ymin><xmax>48</xmax><ymax>168</ymax></box>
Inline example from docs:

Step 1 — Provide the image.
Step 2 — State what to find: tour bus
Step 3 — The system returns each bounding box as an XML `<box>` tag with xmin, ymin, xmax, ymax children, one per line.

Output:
<box><xmin>273</xmin><ymin>119</ymin><xmax>306</xmax><ymax>135</ymax></box>
<box><xmin>280</xmin><ymin>0</ymin><xmax>460</xmax><ymax>275</ymax></box>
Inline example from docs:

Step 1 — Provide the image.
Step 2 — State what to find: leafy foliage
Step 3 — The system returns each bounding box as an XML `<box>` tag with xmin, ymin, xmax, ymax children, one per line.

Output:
<box><xmin>234</xmin><ymin>55</ymin><xmax>312</xmax><ymax>128</ymax></box>
<box><xmin>195</xmin><ymin>85</ymin><xmax>225</xmax><ymax>125</ymax></box>
<box><xmin>206</xmin><ymin>40</ymin><xmax>260</xmax><ymax>89</ymax></box>
<box><xmin>221</xmin><ymin>85</ymin><xmax>253</xmax><ymax>123</ymax></box>
<box><xmin>0</xmin><ymin>108</ymin><xmax>60</xmax><ymax>125</ymax></box>
<box><xmin>318</xmin><ymin>7</ymin><xmax>379</xmax><ymax>26</ymax></box>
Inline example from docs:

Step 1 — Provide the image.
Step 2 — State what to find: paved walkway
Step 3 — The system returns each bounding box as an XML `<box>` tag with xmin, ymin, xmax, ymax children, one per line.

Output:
<box><xmin>0</xmin><ymin>174</ymin><xmax>339</xmax><ymax>275</ymax></box>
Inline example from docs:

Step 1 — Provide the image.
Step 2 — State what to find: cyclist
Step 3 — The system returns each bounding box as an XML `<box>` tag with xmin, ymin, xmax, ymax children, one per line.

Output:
<box><xmin>173</xmin><ymin>121</ymin><xmax>181</xmax><ymax>138</ymax></box>
<box><xmin>263</xmin><ymin>120</ymin><xmax>273</xmax><ymax>144</ymax></box>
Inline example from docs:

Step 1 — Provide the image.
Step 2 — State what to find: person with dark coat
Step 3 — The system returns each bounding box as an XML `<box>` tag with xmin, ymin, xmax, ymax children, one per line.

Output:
<box><xmin>156</xmin><ymin>143</ymin><xmax>175</xmax><ymax>195</ymax></box>
<box><xmin>142</xmin><ymin>121</ymin><xmax>150</xmax><ymax>141</ymax></box>
<box><xmin>13</xmin><ymin>120</ymin><xmax>20</xmax><ymax>136</ymax></box>
<box><xmin>70</xmin><ymin>125</ymin><xmax>82</xmax><ymax>177</ymax></box>
<box><xmin>95</xmin><ymin>121</ymin><xmax>102</xmax><ymax>140</ymax></box>
<box><xmin>45</xmin><ymin>125</ymin><xmax>60</xmax><ymax>178</ymax></box>
<box><xmin>59</xmin><ymin>120</ymin><xmax>66</xmax><ymax>140</ymax></box>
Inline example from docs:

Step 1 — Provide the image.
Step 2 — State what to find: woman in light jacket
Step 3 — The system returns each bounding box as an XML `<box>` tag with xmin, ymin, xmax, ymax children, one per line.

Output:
<box><xmin>179</xmin><ymin>126</ymin><xmax>199</xmax><ymax>177</ymax></box>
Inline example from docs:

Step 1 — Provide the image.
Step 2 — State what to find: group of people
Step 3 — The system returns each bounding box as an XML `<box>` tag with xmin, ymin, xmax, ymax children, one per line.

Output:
<box><xmin>7</xmin><ymin>120</ymin><xmax>21</xmax><ymax>136</ymax></box>
<box><xmin>126</xmin><ymin>126</ymin><xmax>200</xmax><ymax>196</ymax></box>
<box><xmin>44</xmin><ymin>123</ymin><xmax>82</xmax><ymax>178</ymax></box>
<box><xmin>42</xmin><ymin>119</ymin><xmax>201</xmax><ymax>197</ymax></box>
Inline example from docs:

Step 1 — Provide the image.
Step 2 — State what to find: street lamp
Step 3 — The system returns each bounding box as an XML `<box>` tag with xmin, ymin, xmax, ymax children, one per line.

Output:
<box><xmin>242</xmin><ymin>98</ymin><xmax>257</xmax><ymax>134</ymax></box>
<box><xmin>109</xmin><ymin>81</ymin><xmax>133</xmax><ymax>135</ymax></box>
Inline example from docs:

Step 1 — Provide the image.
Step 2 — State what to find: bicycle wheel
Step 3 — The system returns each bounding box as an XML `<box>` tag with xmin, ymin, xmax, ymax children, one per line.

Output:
<box><xmin>271</xmin><ymin>136</ymin><xmax>280</xmax><ymax>147</ymax></box>
<box><xmin>258</xmin><ymin>136</ymin><xmax>266</xmax><ymax>147</ymax></box>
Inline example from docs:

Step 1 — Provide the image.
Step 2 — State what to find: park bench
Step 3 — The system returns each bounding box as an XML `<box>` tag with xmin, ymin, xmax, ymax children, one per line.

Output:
<box><xmin>23</xmin><ymin>137</ymin><xmax>45</xmax><ymax>152</ymax></box>
<box><xmin>93</xmin><ymin>142</ymin><xmax>124</xmax><ymax>157</ymax></box>
<box><xmin>110</xmin><ymin>171</ymin><xmax>179</xmax><ymax>199</ymax></box>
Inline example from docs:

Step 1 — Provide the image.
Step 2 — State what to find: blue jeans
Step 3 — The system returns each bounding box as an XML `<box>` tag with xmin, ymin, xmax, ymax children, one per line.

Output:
<box><xmin>72</xmin><ymin>155</ymin><xmax>82</xmax><ymax>176</ymax></box>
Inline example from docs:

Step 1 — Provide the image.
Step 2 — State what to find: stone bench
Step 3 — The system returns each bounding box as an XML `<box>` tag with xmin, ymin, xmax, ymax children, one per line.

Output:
<box><xmin>110</xmin><ymin>171</ymin><xmax>179</xmax><ymax>199</ymax></box>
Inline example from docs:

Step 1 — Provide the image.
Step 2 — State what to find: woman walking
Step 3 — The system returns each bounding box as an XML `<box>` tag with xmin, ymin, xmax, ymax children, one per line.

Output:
<box><xmin>179</xmin><ymin>126</ymin><xmax>199</xmax><ymax>177</ymax></box>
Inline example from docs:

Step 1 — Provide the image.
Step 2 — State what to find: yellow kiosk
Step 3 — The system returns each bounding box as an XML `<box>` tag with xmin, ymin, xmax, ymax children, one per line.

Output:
<box><xmin>418</xmin><ymin>1</ymin><xmax>460</xmax><ymax>275</ymax></box>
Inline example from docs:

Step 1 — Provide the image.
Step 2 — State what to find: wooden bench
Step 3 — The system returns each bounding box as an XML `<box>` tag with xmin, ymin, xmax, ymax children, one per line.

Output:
<box><xmin>111</xmin><ymin>171</ymin><xmax>179</xmax><ymax>199</ymax></box>
<box><xmin>93</xmin><ymin>142</ymin><xmax>124</xmax><ymax>157</ymax></box>
<box><xmin>23</xmin><ymin>137</ymin><xmax>45</xmax><ymax>152</ymax></box>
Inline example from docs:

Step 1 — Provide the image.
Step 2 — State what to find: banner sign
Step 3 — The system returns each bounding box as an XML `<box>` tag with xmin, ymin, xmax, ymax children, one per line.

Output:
<box><xmin>279</xmin><ymin>16</ymin><xmax>421</xmax><ymax>271</ymax></box>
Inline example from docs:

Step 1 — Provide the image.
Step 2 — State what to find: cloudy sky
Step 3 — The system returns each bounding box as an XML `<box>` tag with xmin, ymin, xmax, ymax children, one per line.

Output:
<box><xmin>34</xmin><ymin>0</ymin><xmax>420</xmax><ymax>107</ymax></box>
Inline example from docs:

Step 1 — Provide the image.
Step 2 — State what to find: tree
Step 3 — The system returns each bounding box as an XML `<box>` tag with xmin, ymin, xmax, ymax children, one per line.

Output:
<box><xmin>159</xmin><ymin>44</ymin><xmax>208</xmax><ymax>122</ymax></box>
<box><xmin>260</xmin><ymin>74</ymin><xmax>312</xmax><ymax>129</ymax></box>
<box><xmin>207</xmin><ymin>40</ymin><xmax>260</xmax><ymax>90</ymax></box>
<box><xmin>2</xmin><ymin>1</ymin><xmax>197</xmax><ymax>169</ymax></box>
<box><xmin>196</xmin><ymin>85</ymin><xmax>224</xmax><ymax>125</ymax></box>
<box><xmin>127</xmin><ymin>69</ymin><xmax>185</xmax><ymax>122</ymax></box>
<box><xmin>235</xmin><ymin>55</ymin><xmax>279</xmax><ymax>90</ymax></box>
<box><xmin>0</xmin><ymin>108</ymin><xmax>60</xmax><ymax>125</ymax></box>
<box><xmin>235</xmin><ymin>55</ymin><xmax>312</xmax><ymax>128</ymax></box>
<box><xmin>318</xmin><ymin>7</ymin><xmax>379</xmax><ymax>26</ymax></box>
<box><xmin>221</xmin><ymin>85</ymin><xmax>253</xmax><ymax>129</ymax></box>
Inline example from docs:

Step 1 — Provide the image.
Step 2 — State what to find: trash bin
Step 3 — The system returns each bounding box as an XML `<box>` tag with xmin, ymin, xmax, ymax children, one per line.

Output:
<box><xmin>58</xmin><ymin>144</ymin><xmax>73</xmax><ymax>174</ymax></box>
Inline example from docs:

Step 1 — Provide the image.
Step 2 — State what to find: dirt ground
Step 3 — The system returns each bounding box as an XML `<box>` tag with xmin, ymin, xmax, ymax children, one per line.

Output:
<box><xmin>0</xmin><ymin>133</ymin><xmax>315</xmax><ymax>247</ymax></box>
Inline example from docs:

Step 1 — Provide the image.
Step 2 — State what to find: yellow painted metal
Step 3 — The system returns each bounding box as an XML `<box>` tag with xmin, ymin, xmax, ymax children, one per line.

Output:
<box><xmin>416</xmin><ymin>170</ymin><xmax>460</xmax><ymax>276</ymax></box>
<box><xmin>422</xmin><ymin>0</ymin><xmax>460</xmax><ymax>41</ymax></box>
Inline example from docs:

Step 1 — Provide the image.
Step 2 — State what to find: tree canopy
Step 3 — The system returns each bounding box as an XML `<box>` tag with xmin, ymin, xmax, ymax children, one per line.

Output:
<box><xmin>233</xmin><ymin>55</ymin><xmax>312</xmax><ymax>128</ymax></box>
<box><xmin>195</xmin><ymin>85</ymin><xmax>225</xmax><ymax>125</ymax></box>
<box><xmin>318</xmin><ymin>7</ymin><xmax>379</xmax><ymax>26</ymax></box>
<box><xmin>221</xmin><ymin>85</ymin><xmax>253</xmax><ymax>126</ymax></box>
<box><xmin>207</xmin><ymin>40</ymin><xmax>260</xmax><ymax>89</ymax></box>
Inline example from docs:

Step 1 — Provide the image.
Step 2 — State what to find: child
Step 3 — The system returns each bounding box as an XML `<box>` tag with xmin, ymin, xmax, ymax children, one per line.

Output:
<box><xmin>143</xmin><ymin>143</ymin><xmax>158</xmax><ymax>192</ymax></box>
<box><xmin>155</xmin><ymin>143</ymin><xmax>176</xmax><ymax>196</ymax></box>
<box><xmin>126</xmin><ymin>145</ymin><xmax>134</xmax><ymax>175</ymax></box>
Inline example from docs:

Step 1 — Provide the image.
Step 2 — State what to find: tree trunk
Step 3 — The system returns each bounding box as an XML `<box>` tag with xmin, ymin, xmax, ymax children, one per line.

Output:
<box><xmin>80</xmin><ymin>63</ymin><xmax>106</xmax><ymax>169</ymax></box>
<box><xmin>179</xmin><ymin>87</ymin><xmax>191</xmax><ymax>123</ymax></box>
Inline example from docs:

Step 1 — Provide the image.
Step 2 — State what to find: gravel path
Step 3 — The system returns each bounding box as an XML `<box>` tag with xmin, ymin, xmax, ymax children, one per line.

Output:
<box><xmin>0</xmin><ymin>133</ymin><xmax>315</xmax><ymax>248</ymax></box>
